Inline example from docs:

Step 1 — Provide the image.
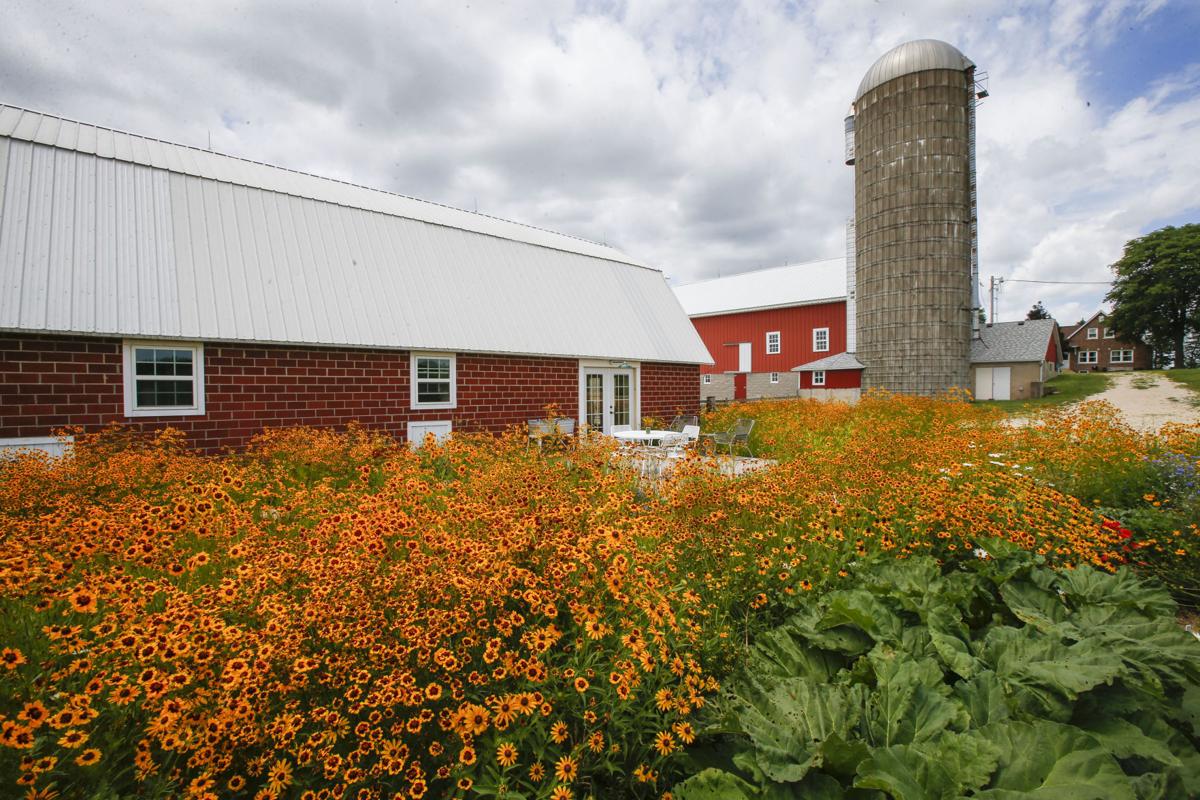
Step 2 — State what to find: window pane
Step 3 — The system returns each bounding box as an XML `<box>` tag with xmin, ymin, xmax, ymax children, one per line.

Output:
<box><xmin>586</xmin><ymin>374</ymin><xmax>603</xmax><ymax>429</ymax></box>
<box><xmin>136</xmin><ymin>379</ymin><xmax>194</xmax><ymax>408</ymax></box>
<box><xmin>613</xmin><ymin>373</ymin><xmax>630</xmax><ymax>426</ymax></box>
<box><xmin>135</xmin><ymin>347</ymin><xmax>193</xmax><ymax>377</ymax></box>
<box><xmin>417</xmin><ymin>381</ymin><xmax>450</xmax><ymax>404</ymax></box>
<box><xmin>417</xmin><ymin>358</ymin><xmax>450</xmax><ymax>380</ymax></box>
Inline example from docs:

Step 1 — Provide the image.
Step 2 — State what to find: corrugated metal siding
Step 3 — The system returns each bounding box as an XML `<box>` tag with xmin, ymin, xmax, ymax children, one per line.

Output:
<box><xmin>0</xmin><ymin>122</ymin><xmax>711</xmax><ymax>364</ymax></box>
<box><xmin>691</xmin><ymin>301</ymin><xmax>847</xmax><ymax>373</ymax></box>
<box><xmin>0</xmin><ymin>105</ymin><xmax>640</xmax><ymax>266</ymax></box>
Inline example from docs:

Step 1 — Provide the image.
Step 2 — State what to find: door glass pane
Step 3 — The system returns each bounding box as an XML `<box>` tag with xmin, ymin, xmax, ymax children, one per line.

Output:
<box><xmin>586</xmin><ymin>374</ymin><xmax>603</xmax><ymax>430</ymax></box>
<box><xmin>613</xmin><ymin>373</ymin><xmax>630</xmax><ymax>427</ymax></box>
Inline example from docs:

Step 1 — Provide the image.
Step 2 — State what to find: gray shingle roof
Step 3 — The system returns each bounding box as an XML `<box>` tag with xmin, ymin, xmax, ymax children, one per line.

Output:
<box><xmin>791</xmin><ymin>352</ymin><xmax>866</xmax><ymax>372</ymax></box>
<box><xmin>970</xmin><ymin>319</ymin><xmax>1057</xmax><ymax>364</ymax></box>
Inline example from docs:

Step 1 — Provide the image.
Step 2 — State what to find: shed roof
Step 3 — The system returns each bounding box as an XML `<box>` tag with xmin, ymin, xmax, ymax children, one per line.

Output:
<box><xmin>672</xmin><ymin>258</ymin><xmax>847</xmax><ymax>318</ymax></box>
<box><xmin>970</xmin><ymin>319</ymin><xmax>1057</xmax><ymax>364</ymax></box>
<box><xmin>791</xmin><ymin>352</ymin><xmax>865</xmax><ymax>372</ymax></box>
<box><xmin>0</xmin><ymin>104</ymin><xmax>711</xmax><ymax>364</ymax></box>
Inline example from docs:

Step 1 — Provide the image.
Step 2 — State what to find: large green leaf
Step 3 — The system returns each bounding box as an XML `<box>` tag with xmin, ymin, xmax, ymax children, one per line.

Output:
<box><xmin>864</xmin><ymin>656</ymin><xmax>966</xmax><ymax>747</ymax></box>
<box><xmin>954</xmin><ymin>670</ymin><xmax>1011</xmax><ymax>727</ymax></box>
<box><xmin>750</xmin><ymin>622</ymin><xmax>846</xmax><ymax>683</ymax></box>
<box><xmin>1073</xmin><ymin>715</ymin><xmax>1181</xmax><ymax>768</ymax></box>
<box><xmin>820</xmin><ymin>589</ymin><xmax>906</xmax><ymax>645</ymax></box>
<box><xmin>730</xmin><ymin>677</ymin><xmax>863</xmax><ymax>782</ymax></box>
<box><xmin>853</xmin><ymin>730</ymin><xmax>1000</xmax><ymax>799</ymax></box>
<box><xmin>673</xmin><ymin>767</ymin><xmax>758</xmax><ymax>799</ymax></box>
<box><xmin>999</xmin><ymin>579</ymin><xmax>1069</xmax><ymax>631</ymax></box>
<box><xmin>973</xmin><ymin>720</ymin><xmax>1135</xmax><ymax>799</ymax></box>
<box><xmin>980</xmin><ymin>626</ymin><xmax>1125</xmax><ymax>718</ymax></box>
<box><xmin>926</xmin><ymin>605</ymin><xmax>979</xmax><ymax>678</ymax></box>
<box><xmin>1056</xmin><ymin>566</ymin><xmax>1176</xmax><ymax>619</ymax></box>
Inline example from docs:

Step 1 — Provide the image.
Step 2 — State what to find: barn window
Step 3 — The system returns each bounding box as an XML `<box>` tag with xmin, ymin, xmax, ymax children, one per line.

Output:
<box><xmin>411</xmin><ymin>353</ymin><xmax>457</xmax><ymax>409</ymax></box>
<box><xmin>812</xmin><ymin>370</ymin><xmax>826</xmax><ymax>386</ymax></box>
<box><xmin>770</xmin><ymin>372</ymin><xmax>780</xmax><ymax>384</ymax></box>
<box><xmin>813</xmin><ymin>327</ymin><xmax>830</xmax><ymax>352</ymax></box>
<box><xmin>123</xmin><ymin>341</ymin><xmax>206</xmax><ymax>417</ymax></box>
<box><xmin>766</xmin><ymin>331</ymin><xmax>781</xmax><ymax>355</ymax></box>
<box><xmin>702</xmin><ymin>374</ymin><xmax>712</xmax><ymax>385</ymax></box>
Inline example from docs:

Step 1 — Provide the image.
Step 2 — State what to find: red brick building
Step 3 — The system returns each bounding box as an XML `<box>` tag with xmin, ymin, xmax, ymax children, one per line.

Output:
<box><xmin>0</xmin><ymin>105</ymin><xmax>708</xmax><ymax>455</ymax></box>
<box><xmin>1061</xmin><ymin>312</ymin><xmax>1153</xmax><ymax>372</ymax></box>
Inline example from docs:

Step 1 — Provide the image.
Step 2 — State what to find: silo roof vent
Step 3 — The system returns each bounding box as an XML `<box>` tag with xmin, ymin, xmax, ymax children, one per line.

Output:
<box><xmin>855</xmin><ymin>39</ymin><xmax>974</xmax><ymax>101</ymax></box>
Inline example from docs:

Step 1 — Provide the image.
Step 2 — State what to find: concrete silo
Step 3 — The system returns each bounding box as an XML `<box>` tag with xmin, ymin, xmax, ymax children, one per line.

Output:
<box><xmin>847</xmin><ymin>39</ymin><xmax>981</xmax><ymax>395</ymax></box>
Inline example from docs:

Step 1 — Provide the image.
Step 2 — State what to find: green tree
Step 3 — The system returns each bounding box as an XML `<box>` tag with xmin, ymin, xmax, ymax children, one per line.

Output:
<box><xmin>1026</xmin><ymin>301</ymin><xmax>1051</xmax><ymax>320</ymax></box>
<box><xmin>1106</xmin><ymin>223</ymin><xmax>1200</xmax><ymax>368</ymax></box>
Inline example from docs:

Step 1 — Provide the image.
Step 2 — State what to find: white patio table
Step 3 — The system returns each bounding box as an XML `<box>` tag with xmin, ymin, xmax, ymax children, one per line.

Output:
<box><xmin>612</xmin><ymin>429</ymin><xmax>676</xmax><ymax>446</ymax></box>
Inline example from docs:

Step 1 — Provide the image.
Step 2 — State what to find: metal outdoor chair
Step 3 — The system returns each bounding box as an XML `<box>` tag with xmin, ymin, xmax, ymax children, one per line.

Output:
<box><xmin>527</xmin><ymin>417</ymin><xmax>575</xmax><ymax>451</ymax></box>
<box><xmin>701</xmin><ymin>418</ymin><xmax>755</xmax><ymax>457</ymax></box>
<box><xmin>668</xmin><ymin>414</ymin><xmax>700</xmax><ymax>433</ymax></box>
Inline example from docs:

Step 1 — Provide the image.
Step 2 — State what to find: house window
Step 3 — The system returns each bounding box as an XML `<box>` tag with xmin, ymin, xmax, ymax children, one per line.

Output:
<box><xmin>122</xmin><ymin>341</ymin><xmax>205</xmax><ymax>417</ymax></box>
<box><xmin>411</xmin><ymin>353</ymin><xmax>456</xmax><ymax>409</ymax></box>
<box><xmin>702</xmin><ymin>374</ymin><xmax>712</xmax><ymax>385</ymax></box>
<box><xmin>812</xmin><ymin>370</ymin><xmax>826</xmax><ymax>387</ymax></box>
<box><xmin>1078</xmin><ymin>350</ymin><xmax>1098</xmax><ymax>364</ymax></box>
<box><xmin>813</xmin><ymin>327</ymin><xmax>830</xmax><ymax>352</ymax></box>
<box><xmin>766</xmin><ymin>331</ymin><xmax>781</xmax><ymax>355</ymax></box>
<box><xmin>1087</xmin><ymin>328</ymin><xmax>1098</xmax><ymax>339</ymax></box>
<box><xmin>1103</xmin><ymin>328</ymin><xmax>1116</xmax><ymax>339</ymax></box>
<box><xmin>1111</xmin><ymin>350</ymin><xmax>1134</xmax><ymax>364</ymax></box>
<box><xmin>770</xmin><ymin>372</ymin><xmax>780</xmax><ymax>384</ymax></box>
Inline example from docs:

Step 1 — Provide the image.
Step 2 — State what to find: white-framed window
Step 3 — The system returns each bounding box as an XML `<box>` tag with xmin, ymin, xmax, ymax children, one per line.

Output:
<box><xmin>1087</xmin><ymin>327</ymin><xmax>1098</xmax><ymax>340</ymax></box>
<box><xmin>813</xmin><ymin>327</ymin><xmax>830</xmax><ymax>352</ymax></box>
<box><xmin>769</xmin><ymin>372</ymin><xmax>780</xmax><ymax>384</ymax></box>
<box><xmin>411</xmin><ymin>353</ymin><xmax>457</xmax><ymax>409</ymax></box>
<box><xmin>1078</xmin><ymin>350</ymin><xmax>1098</xmax><ymax>364</ymax></box>
<box><xmin>702</xmin><ymin>374</ymin><xmax>712</xmax><ymax>385</ymax></box>
<box><xmin>766</xmin><ymin>331</ymin><xmax>781</xmax><ymax>355</ymax></box>
<box><xmin>1111</xmin><ymin>349</ymin><xmax>1134</xmax><ymax>364</ymax></box>
<box><xmin>1103</xmin><ymin>327</ymin><xmax>1116</xmax><ymax>339</ymax></box>
<box><xmin>123</xmin><ymin>341</ymin><xmax>205</xmax><ymax>417</ymax></box>
<box><xmin>812</xmin><ymin>370</ymin><xmax>826</xmax><ymax>387</ymax></box>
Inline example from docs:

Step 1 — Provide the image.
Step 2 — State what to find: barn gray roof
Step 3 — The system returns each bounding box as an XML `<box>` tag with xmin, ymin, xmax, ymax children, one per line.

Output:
<box><xmin>791</xmin><ymin>352</ymin><xmax>865</xmax><ymax>372</ymax></box>
<box><xmin>0</xmin><ymin>104</ymin><xmax>711</xmax><ymax>364</ymax></box>
<box><xmin>970</xmin><ymin>319</ymin><xmax>1057</xmax><ymax>364</ymax></box>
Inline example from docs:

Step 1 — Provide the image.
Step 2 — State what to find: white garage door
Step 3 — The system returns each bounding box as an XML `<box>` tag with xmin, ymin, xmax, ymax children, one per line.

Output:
<box><xmin>975</xmin><ymin>367</ymin><xmax>1011</xmax><ymax>401</ymax></box>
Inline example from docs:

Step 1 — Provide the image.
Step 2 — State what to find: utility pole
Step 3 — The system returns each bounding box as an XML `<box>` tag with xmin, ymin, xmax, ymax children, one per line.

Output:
<box><xmin>989</xmin><ymin>276</ymin><xmax>1004</xmax><ymax>323</ymax></box>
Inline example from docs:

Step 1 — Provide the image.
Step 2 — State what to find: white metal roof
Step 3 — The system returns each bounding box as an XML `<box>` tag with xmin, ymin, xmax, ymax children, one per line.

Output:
<box><xmin>672</xmin><ymin>258</ymin><xmax>847</xmax><ymax>318</ymax></box>
<box><xmin>855</xmin><ymin>39</ymin><xmax>974</xmax><ymax>101</ymax></box>
<box><xmin>0</xmin><ymin>104</ymin><xmax>711</xmax><ymax>364</ymax></box>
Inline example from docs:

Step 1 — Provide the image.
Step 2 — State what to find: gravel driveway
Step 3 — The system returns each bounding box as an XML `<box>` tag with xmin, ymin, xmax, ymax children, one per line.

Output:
<box><xmin>1074</xmin><ymin>372</ymin><xmax>1200</xmax><ymax>432</ymax></box>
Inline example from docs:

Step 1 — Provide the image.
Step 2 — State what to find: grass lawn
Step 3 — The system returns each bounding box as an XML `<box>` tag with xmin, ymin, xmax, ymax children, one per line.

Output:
<box><xmin>979</xmin><ymin>370</ymin><xmax>1111</xmax><ymax>412</ymax></box>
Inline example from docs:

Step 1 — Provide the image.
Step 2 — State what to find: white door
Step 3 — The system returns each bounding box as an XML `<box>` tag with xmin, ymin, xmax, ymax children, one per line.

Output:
<box><xmin>738</xmin><ymin>342</ymin><xmax>752</xmax><ymax>373</ymax></box>
<box><xmin>992</xmin><ymin>367</ymin><xmax>1011</xmax><ymax>401</ymax></box>
<box><xmin>581</xmin><ymin>369</ymin><xmax>633</xmax><ymax>433</ymax></box>
<box><xmin>975</xmin><ymin>367</ymin><xmax>994</xmax><ymax>401</ymax></box>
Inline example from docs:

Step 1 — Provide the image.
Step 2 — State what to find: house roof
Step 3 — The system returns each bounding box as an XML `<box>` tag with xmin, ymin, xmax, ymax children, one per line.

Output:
<box><xmin>791</xmin><ymin>351</ymin><xmax>865</xmax><ymax>372</ymax></box>
<box><xmin>0</xmin><ymin>104</ymin><xmax>712</xmax><ymax>364</ymax></box>
<box><xmin>672</xmin><ymin>258</ymin><xmax>847</xmax><ymax>318</ymax></box>
<box><xmin>970</xmin><ymin>319</ymin><xmax>1057</xmax><ymax>364</ymax></box>
<box><xmin>1062</xmin><ymin>311</ymin><xmax>1106</xmax><ymax>342</ymax></box>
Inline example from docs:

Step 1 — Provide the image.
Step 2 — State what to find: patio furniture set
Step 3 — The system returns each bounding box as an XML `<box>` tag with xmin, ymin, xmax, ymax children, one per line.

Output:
<box><xmin>525</xmin><ymin>415</ymin><xmax>755</xmax><ymax>457</ymax></box>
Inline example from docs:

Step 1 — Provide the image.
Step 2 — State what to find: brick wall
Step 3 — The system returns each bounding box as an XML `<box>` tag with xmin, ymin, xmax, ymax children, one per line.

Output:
<box><xmin>640</xmin><ymin>362</ymin><xmax>700</xmax><ymax>422</ymax></box>
<box><xmin>3</xmin><ymin>334</ymin><xmax>685</xmax><ymax>452</ymax></box>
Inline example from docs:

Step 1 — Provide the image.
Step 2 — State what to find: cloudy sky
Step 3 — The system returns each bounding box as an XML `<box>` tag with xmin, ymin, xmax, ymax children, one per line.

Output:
<box><xmin>3</xmin><ymin>0</ymin><xmax>1198</xmax><ymax>323</ymax></box>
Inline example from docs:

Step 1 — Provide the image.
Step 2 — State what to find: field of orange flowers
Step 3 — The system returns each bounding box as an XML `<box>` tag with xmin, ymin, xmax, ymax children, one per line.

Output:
<box><xmin>0</xmin><ymin>393</ymin><xmax>1196</xmax><ymax>799</ymax></box>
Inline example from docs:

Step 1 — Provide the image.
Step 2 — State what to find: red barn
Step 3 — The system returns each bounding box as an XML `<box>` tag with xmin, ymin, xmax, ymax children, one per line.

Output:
<box><xmin>0</xmin><ymin>105</ymin><xmax>710</xmax><ymax>455</ymax></box>
<box><xmin>672</xmin><ymin>259</ymin><xmax>863</xmax><ymax>403</ymax></box>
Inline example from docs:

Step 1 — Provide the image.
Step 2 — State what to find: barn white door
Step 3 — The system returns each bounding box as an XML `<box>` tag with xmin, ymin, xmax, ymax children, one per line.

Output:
<box><xmin>992</xmin><ymin>367</ymin><xmax>1012</xmax><ymax>401</ymax></box>
<box><xmin>975</xmin><ymin>368</ymin><xmax>994</xmax><ymax>401</ymax></box>
<box><xmin>738</xmin><ymin>342</ymin><xmax>752</xmax><ymax>373</ymax></box>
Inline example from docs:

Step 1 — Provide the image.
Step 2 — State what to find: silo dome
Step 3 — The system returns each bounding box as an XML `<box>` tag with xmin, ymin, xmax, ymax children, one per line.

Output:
<box><xmin>855</xmin><ymin>39</ymin><xmax>974</xmax><ymax>101</ymax></box>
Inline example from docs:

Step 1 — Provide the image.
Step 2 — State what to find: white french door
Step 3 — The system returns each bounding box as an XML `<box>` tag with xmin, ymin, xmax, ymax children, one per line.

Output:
<box><xmin>580</xmin><ymin>368</ymin><xmax>634</xmax><ymax>434</ymax></box>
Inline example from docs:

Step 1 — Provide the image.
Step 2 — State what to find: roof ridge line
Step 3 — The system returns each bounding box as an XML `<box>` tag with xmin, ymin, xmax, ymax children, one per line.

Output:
<box><xmin>0</xmin><ymin>101</ymin><xmax>657</xmax><ymax>272</ymax></box>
